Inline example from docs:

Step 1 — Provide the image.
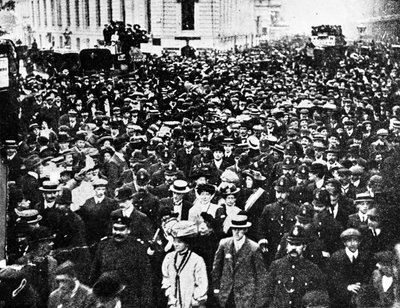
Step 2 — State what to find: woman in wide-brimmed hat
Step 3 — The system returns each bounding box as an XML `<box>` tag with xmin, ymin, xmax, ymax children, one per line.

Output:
<box><xmin>161</xmin><ymin>221</ymin><xmax>208</xmax><ymax>308</ymax></box>
<box><xmin>240</xmin><ymin>169</ymin><xmax>269</xmax><ymax>241</ymax></box>
<box><xmin>218</xmin><ymin>183</ymin><xmax>242</xmax><ymax>235</ymax></box>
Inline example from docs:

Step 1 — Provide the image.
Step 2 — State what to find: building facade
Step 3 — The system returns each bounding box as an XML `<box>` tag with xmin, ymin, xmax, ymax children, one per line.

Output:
<box><xmin>359</xmin><ymin>0</ymin><xmax>400</xmax><ymax>42</ymax></box>
<box><xmin>15</xmin><ymin>0</ymin><xmax>150</xmax><ymax>50</ymax></box>
<box><xmin>15</xmin><ymin>0</ymin><xmax>278</xmax><ymax>51</ymax></box>
<box><xmin>254</xmin><ymin>0</ymin><xmax>283</xmax><ymax>40</ymax></box>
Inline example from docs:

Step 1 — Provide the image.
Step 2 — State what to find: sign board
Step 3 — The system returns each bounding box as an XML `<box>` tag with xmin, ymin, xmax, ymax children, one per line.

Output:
<box><xmin>0</xmin><ymin>56</ymin><xmax>9</xmax><ymax>89</ymax></box>
<box><xmin>311</xmin><ymin>35</ymin><xmax>336</xmax><ymax>47</ymax></box>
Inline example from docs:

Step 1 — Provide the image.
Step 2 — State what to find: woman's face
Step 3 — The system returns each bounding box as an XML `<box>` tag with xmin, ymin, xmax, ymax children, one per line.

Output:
<box><xmin>104</xmin><ymin>152</ymin><xmax>112</xmax><ymax>162</ymax></box>
<box><xmin>173</xmin><ymin>237</ymin><xmax>188</xmax><ymax>253</ymax></box>
<box><xmin>199</xmin><ymin>191</ymin><xmax>212</xmax><ymax>203</ymax></box>
<box><xmin>225</xmin><ymin>195</ymin><xmax>236</xmax><ymax>207</ymax></box>
<box><xmin>245</xmin><ymin>176</ymin><xmax>254</xmax><ymax>189</ymax></box>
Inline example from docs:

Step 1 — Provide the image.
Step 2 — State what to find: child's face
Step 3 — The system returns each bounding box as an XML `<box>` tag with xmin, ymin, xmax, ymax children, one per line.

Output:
<box><xmin>357</xmin><ymin>201</ymin><xmax>370</xmax><ymax>214</ymax></box>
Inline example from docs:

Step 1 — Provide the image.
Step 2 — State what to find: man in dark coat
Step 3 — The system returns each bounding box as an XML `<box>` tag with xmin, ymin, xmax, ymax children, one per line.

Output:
<box><xmin>111</xmin><ymin>186</ymin><xmax>154</xmax><ymax>242</ymax></box>
<box><xmin>36</xmin><ymin>180</ymin><xmax>61</xmax><ymax>231</ymax></box>
<box><xmin>4</xmin><ymin>139</ymin><xmax>23</xmax><ymax>183</ymax></box>
<box><xmin>19</xmin><ymin>154</ymin><xmax>43</xmax><ymax>207</ymax></box>
<box><xmin>77</xmin><ymin>178</ymin><xmax>118</xmax><ymax>247</ymax></box>
<box><xmin>176</xmin><ymin>132</ymin><xmax>200</xmax><ymax>178</ymax></box>
<box><xmin>130</xmin><ymin>168</ymin><xmax>160</xmax><ymax>228</ymax></box>
<box><xmin>53</xmin><ymin>188</ymin><xmax>87</xmax><ymax>250</ymax></box>
<box><xmin>90</xmin><ymin>211</ymin><xmax>154</xmax><ymax>308</ymax></box>
<box><xmin>328</xmin><ymin>228</ymin><xmax>372</xmax><ymax>308</ymax></box>
<box><xmin>258</xmin><ymin>176</ymin><xmax>299</xmax><ymax>258</ymax></box>
<box><xmin>212</xmin><ymin>214</ymin><xmax>268</xmax><ymax>308</ymax></box>
<box><xmin>159</xmin><ymin>179</ymin><xmax>192</xmax><ymax>221</ymax></box>
<box><xmin>48</xmin><ymin>261</ymin><xmax>94</xmax><ymax>308</ymax></box>
<box><xmin>107</xmin><ymin>137</ymin><xmax>129</xmax><ymax>196</ymax></box>
<box><xmin>265</xmin><ymin>225</ymin><xmax>326</xmax><ymax>308</ymax></box>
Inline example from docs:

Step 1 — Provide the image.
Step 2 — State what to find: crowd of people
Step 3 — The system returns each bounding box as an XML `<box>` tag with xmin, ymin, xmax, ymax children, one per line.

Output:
<box><xmin>2</xmin><ymin>35</ymin><xmax>400</xmax><ymax>308</ymax></box>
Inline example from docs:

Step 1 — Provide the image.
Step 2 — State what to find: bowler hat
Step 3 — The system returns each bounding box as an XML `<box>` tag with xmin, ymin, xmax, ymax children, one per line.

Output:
<box><xmin>114</xmin><ymin>187</ymin><xmax>134</xmax><ymax>202</ymax></box>
<box><xmin>93</xmin><ymin>271</ymin><xmax>126</xmax><ymax>299</ymax></box>
<box><xmin>57</xmin><ymin>188</ymin><xmax>73</xmax><ymax>205</ymax></box>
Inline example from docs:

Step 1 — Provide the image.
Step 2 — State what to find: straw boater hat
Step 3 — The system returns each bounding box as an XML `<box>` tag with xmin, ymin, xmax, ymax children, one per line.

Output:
<box><xmin>230</xmin><ymin>214</ymin><xmax>252</xmax><ymax>229</ymax></box>
<box><xmin>15</xmin><ymin>209</ymin><xmax>42</xmax><ymax>224</ymax></box>
<box><xmin>39</xmin><ymin>181</ymin><xmax>60</xmax><ymax>192</ymax></box>
<box><xmin>170</xmin><ymin>180</ymin><xmax>191</xmax><ymax>194</ymax></box>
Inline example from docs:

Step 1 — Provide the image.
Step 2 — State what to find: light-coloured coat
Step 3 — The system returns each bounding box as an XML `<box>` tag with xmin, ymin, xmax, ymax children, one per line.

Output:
<box><xmin>162</xmin><ymin>250</ymin><xmax>208</xmax><ymax>308</ymax></box>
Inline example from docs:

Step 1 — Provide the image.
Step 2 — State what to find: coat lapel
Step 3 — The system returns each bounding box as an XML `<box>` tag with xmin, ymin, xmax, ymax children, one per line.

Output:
<box><xmin>226</xmin><ymin>239</ymin><xmax>235</xmax><ymax>273</ymax></box>
<box><xmin>233</xmin><ymin>238</ymin><xmax>251</xmax><ymax>271</ymax></box>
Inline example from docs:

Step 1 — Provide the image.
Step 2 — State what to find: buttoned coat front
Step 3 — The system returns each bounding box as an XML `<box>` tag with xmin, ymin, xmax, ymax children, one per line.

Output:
<box><xmin>212</xmin><ymin>237</ymin><xmax>268</xmax><ymax>308</ymax></box>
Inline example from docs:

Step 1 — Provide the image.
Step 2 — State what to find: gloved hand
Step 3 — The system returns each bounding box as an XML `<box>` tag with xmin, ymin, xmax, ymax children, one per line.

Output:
<box><xmin>200</xmin><ymin>212</ymin><xmax>214</xmax><ymax>224</ymax></box>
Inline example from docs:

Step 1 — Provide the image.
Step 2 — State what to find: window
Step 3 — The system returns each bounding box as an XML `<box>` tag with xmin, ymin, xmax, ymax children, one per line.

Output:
<box><xmin>66</xmin><ymin>0</ymin><xmax>71</xmax><ymax>26</ymax></box>
<box><xmin>84</xmin><ymin>0</ymin><xmax>89</xmax><ymax>27</ymax></box>
<box><xmin>50</xmin><ymin>0</ymin><xmax>55</xmax><ymax>26</ymax></box>
<box><xmin>96</xmin><ymin>0</ymin><xmax>101</xmax><ymax>27</ymax></box>
<box><xmin>262</xmin><ymin>27</ymin><xmax>267</xmax><ymax>35</ymax></box>
<box><xmin>57</xmin><ymin>0</ymin><xmax>62</xmax><ymax>26</ymax></box>
<box><xmin>43</xmin><ymin>0</ymin><xmax>47</xmax><ymax>26</ymax></box>
<box><xmin>107</xmin><ymin>0</ymin><xmax>112</xmax><ymax>23</ymax></box>
<box><xmin>37</xmin><ymin>0</ymin><xmax>40</xmax><ymax>26</ymax></box>
<box><xmin>146</xmin><ymin>0</ymin><xmax>151</xmax><ymax>33</ymax></box>
<box><xmin>182</xmin><ymin>0</ymin><xmax>195</xmax><ymax>30</ymax></box>
<box><xmin>59</xmin><ymin>36</ymin><xmax>63</xmax><ymax>48</ymax></box>
<box><xmin>31</xmin><ymin>1</ymin><xmax>35</xmax><ymax>26</ymax></box>
<box><xmin>120</xmin><ymin>0</ymin><xmax>126</xmax><ymax>23</ymax></box>
<box><xmin>75</xmin><ymin>0</ymin><xmax>80</xmax><ymax>27</ymax></box>
<box><xmin>76</xmin><ymin>37</ymin><xmax>80</xmax><ymax>50</ymax></box>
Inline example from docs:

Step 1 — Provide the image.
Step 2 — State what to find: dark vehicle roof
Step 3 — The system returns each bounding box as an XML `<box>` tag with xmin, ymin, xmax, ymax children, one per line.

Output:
<box><xmin>80</xmin><ymin>48</ymin><xmax>113</xmax><ymax>72</ymax></box>
<box><xmin>42</xmin><ymin>50</ymin><xmax>80</xmax><ymax>73</ymax></box>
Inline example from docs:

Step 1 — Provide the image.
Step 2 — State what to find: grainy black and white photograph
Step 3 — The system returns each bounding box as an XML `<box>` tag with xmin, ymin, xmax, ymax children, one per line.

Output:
<box><xmin>0</xmin><ymin>0</ymin><xmax>400</xmax><ymax>307</ymax></box>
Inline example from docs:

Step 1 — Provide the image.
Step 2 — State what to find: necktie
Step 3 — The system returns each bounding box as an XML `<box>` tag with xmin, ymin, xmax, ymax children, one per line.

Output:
<box><xmin>352</xmin><ymin>256</ymin><xmax>356</xmax><ymax>263</ymax></box>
